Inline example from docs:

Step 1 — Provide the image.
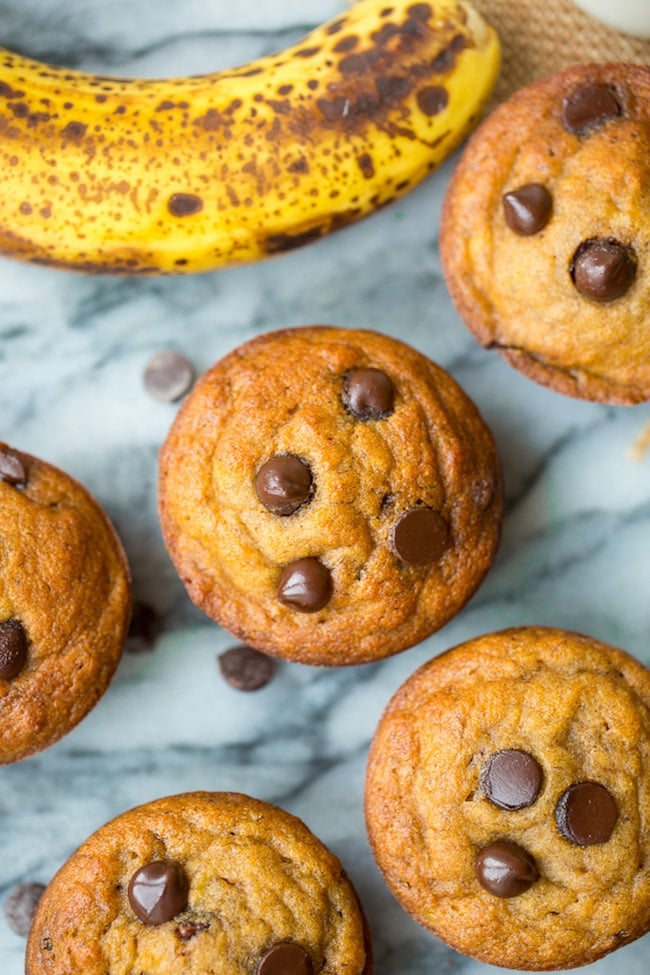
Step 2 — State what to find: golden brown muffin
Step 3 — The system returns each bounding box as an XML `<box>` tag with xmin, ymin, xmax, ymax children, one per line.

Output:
<box><xmin>158</xmin><ymin>326</ymin><xmax>502</xmax><ymax>667</ymax></box>
<box><xmin>0</xmin><ymin>442</ymin><xmax>131</xmax><ymax>764</ymax></box>
<box><xmin>365</xmin><ymin>626</ymin><xmax>650</xmax><ymax>970</ymax></box>
<box><xmin>440</xmin><ymin>62</ymin><xmax>650</xmax><ymax>404</ymax></box>
<box><xmin>25</xmin><ymin>791</ymin><xmax>373</xmax><ymax>975</ymax></box>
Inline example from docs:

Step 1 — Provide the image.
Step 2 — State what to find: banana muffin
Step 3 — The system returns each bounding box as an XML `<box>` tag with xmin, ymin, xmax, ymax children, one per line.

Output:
<box><xmin>365</xmin><ymin>626</ymin><xmax>650</xmax><ymax>970</ymax></box>
<box><xmin>158</xmin><ymin>326</ymin><xmax>502</xmax><ymax>666</ymax></box>
<box><xmin>440</xmin><ymin>62</ymin><xmax>650</xmax><ymax>404</ymax></box>
<box><xmin>0</xmin><ymin>442</ymin><xmax>131</xmax><ymax>763</ymax></box>
<box><xmin>26</xmin><ymin>791</ymin><xmax>372</xmax><ymax>975</ymax></box>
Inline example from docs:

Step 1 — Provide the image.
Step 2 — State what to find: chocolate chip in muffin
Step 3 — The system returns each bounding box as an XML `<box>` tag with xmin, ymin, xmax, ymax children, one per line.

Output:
<box><xmin>475</xmin><ymin>840</ymin><xmax>539</xmax><ymax>898</ymax></box>
<box><xmin>3</xmin><ymin>882</ymin><xmax>46</xmax><ymax>936</ymax></box>
<box><xmin>562</xmin><ymin>83</ymin><xmax>621</xmax><ymax>136</ymax></box>
<box><xmin>481</xmin><ymin>749</ymin><xmax>543</xmax><ymax>811</ymax></box>
<box><xmin>277</xmin><ymin>557</ymin><xmax>333</xmax><ymax>612</ymax></box>
<box><xmin>390</xmin><ymin>507</ymin><xmax>449</xmax><ymax>566</ymax></box>
<box><xmin>218</xmin><ymin>644</ymin><xmax>276</xmax><ymax>691</ymax></box>
<box><xmin>0</xmin><ymin>619</ymin><xmax>28</xmax><ymax>680</ymax></box>
<box><xmin>343</xmin><ymin>367</ymin><xmax>395</xmax><ymax>420</ymax></box>
<box><xmin>257</xmin><ymin>942</ymin><xmax>314</xmax><ymax>975</ymax></box>
<box><xmin>127</xmin><ymin>861</ymin><xmax>188</xmax><ymax>925</ymax></box>
<box><xmin>502</xmin><ymin>184</ymin><xmax>552</xmax><ymax>236</ymax></box>
<box><xmin>254</xmin><ymin>455</ymin><xmax>313</xmax><ymax>515</ymax></box>
<box><xmin>570</xmin><ymin>237</ymin><xmax>637</xmax><ymax>302</ymax></box>
<box><xmin>176</xmin><ymin>919</ymin><xmax>209</xmax><ymax>941</ymax></box>
<box><xmin>0</xmin><ymin>445</ymin><xmax>27</xmax><ymax>487</ymax></box>
<box><xmin>143</xmin><ymin>349</ymin><xmax>195</xmax><ymax>403</ymax></box>
<box><xmin>555</xmin><ymin>782</ymin><xmax>619</xmax><ymax>846</ymax></box>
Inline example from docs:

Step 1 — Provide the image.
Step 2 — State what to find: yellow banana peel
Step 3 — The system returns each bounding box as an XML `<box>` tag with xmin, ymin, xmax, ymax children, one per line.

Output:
<box><xmin>0</xmin><ymin>0</ymin><xmax>500</xmax><ymax>274</ymax></box>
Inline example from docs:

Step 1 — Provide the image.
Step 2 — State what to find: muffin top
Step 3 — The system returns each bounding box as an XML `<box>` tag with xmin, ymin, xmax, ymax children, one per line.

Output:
<box><xmin>0</xmin><ymin>442</ymin><xmax>131</xmax><ymax>763</ymax></box>
<box><xmin>365</xmin><ymin>626</ymin><xmax>650</xmax><ymax>970</ymax></box>
<box><xmin>158</xmin><ymin>326</ymin><xmax>502</xmax><ymax>666</ymax></box>
<box><xmin>26</xmin><ymin>791</ymin><xmax>372</xmax><ymax>975</ymax></box>
<box><xmin>440</xmin><ymin>62</ymin><xmax>650</xmax><ymax>403</ymax></box>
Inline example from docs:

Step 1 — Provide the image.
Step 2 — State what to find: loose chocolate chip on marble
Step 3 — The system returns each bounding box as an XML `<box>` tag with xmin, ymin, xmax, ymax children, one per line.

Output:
<box><xmin>562</xmin><ymin>83</ymin><xmax>621</xmax><ymax>135</ymax></box>
<box><xmin>0</xmin><ymin>446</ymin><xmax>27</xmax><ymax>486</ymax></box>
<box><xmin>343</xmin><ymin>367</ymin><xmax>395</xmax><ymax>420</ymax></box>
<box><xmin>390</xmin><ymin>507</ymin><xmax>449</xmax><ymax>566</ymax></box>
<box><xmin>128</xmin><ymin>861</ymin><xmax>188</xmax><ymax>925</ymax></box>
<box><xmin>555</xmin><ymin>781</ymin><xmax>619</xmax><ymax>846</ymax></box>
<box><xmin>475</xmin><ymin>840</ymin><xmax>539</xmax><ymax>898</ymax></box>
<box><xmin>482</xmin><ymin>749</ymin><xmax>543</xmax><ymax>810</ymax></box>
<box><xmin>143</xmin><ymin>349</ymin><xmax>195</xmax><ymax>402</ymax></box>
<box><xmin>218</xmin><ymin>644</ymin><xmax>276</xmax><ymax>691</ymax></box>
<box><xmin>277</xmin><ymin>557</ymin><xmax>332</xmax><ymax>612</ymax></box>
<box><xmin>254</xmin><ymin>454</ymin><xmax>313</xmax><ymax>515</ymax></box>
<box><xmin>257</xmin><ymin>942</ymin><xmax>314</xmax><ymax>975</ymax></box>
<box><xmin>570</xmin><ymin>237</ymin><xmax>637</xmax><ymax>302</ymax></box>
<box><xmin>3</xmin><ymin>882</ymin><xmax>46</xmax><ymax>936</ymax></box>
<box><xmin>126</xmin><ymin>602</ymin><xmax>163</xmax><ymax>654</ymax></box>
<box><xmin>0</xmin><ymin>619</ymin><xmax>28</xmax><ymax>680</ymax></box>
<box><xmin>502</xmin><ymin>183</ymin><xmax>553</xmax><ymax>236</ymax></box>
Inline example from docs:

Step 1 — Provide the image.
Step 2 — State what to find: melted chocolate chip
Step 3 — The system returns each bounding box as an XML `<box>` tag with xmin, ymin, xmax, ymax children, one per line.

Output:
<box><xmin>218</xmin><ymin>645</ymin><xmax>276</xmax><ymax>691</ymax></box>
<box><xmin>0</xmin><ymin>446</ymin><xmax>27</xmax><ymax>486</ymax></box>
<box><xmin>277</xmin><ymin>558</ymin><xmax>332</xmax><ymax>612</ymax></box>
<box><xmin>143</xmin><ymin>350</ymin><xmax>195</xmax><ymax>402</ymax></box>
<box><xmin>502</xmin><ymin>184</ymin><xmax>553</xmax><ymax>236</ymax></box>
<box><xmin>0</xmin><ymin>619</ymin><xmax>28</xmax><ymax>680</ymax></box>
<box><xmin>177</xmin><ymin>919</ymin><xmax>209</xmax><ymax>941</ymax></box>
<box><xmin>570</xmin><ymin>237</ymin><xmax>637</xmax><ymax>302</ymax></box>
<box><xmin>390</xmin><ymin>507</ymin><xmax>449</xmax><ymax>566</ymax></box>
<box><xmin>475</xmin><ymin>840</ymin><xmax>539</xmax><ymax>898</ymax></box>
<box><xmin>254</xmin><ymin>455</ymin><xmax>313</xmax><ymax>515</ymax></box>
<box><xmin>3</xmin><ymin>882</ymin><xmax>46</xmax><ymax>936</ymax></box>
<box><xmin>128</xmin><ymin>861</ymin><xmax>188</xmax><ymax>925</ymax></box>
<box><xmin>343</xmin><ymin>368</ymin><xmax>394</xmax><ymax>420</ymax></box>
<box><xmin>257</xmin><ymin>943</ymin><xmax>313</xmax><ymax>975</ymax></box>
<box><xmin>482</xmin><ymin>750</ymin><xmax>543</xmax><ymax>810</ymax></box>
<box><xmin>562</xmin><ymin>83</ymin><xmax>621</xmax><ymax>136</ymax></box>
<box><xmin>555</xmin><ymin>782</ymin><xmax>618</xmax><ymax>846</ymax></box>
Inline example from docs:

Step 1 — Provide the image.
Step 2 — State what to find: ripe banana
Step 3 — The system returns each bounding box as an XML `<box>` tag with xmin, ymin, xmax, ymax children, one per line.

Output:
<box><xmin>0</xmin><ymin>0</ymin><xmax>500</xmax><ymax>274</ymax></box>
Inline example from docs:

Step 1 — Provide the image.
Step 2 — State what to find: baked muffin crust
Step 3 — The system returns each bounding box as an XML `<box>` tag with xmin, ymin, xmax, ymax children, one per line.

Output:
<box><xmin>365</xmin><ymin>626</ymin><xmax>650</xmax><ymax>969</ymax></box>
<box><xmin>158</xmin><ymin>326</ymin><xmax>502</xmax><ymax>666</ymax></box>
<box><xmin>440</xmin><ymin>62</ymin><xmax>650</xmax><ymax>404</ymax></box>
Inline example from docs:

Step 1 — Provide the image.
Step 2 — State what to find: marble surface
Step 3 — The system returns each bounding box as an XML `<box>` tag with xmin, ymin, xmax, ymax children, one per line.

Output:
<box><xmin>2</xmin><ymin>1</ymin><xmax>650</xmax><ymax>973</ymax></box>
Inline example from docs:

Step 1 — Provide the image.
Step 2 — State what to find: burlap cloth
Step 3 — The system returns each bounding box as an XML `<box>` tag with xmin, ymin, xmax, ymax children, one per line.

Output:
<box><xmin>473</xmin><ymin>0</ymin><xmax>650</xmax><ymax>101</ymax></box>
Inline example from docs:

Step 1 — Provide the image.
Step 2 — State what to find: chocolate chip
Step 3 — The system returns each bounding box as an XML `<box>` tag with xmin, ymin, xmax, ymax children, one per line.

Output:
<box><xmin>555</xmin><ymin>782</ymin><xmax>618</xmax><ymax>846</ymax></box>
<box><xmin>126</xmin><ymin>602</ymin><xmax>163</xmax><ymax>654</ymax></box>
<box><xmin>343</xmin><ymin>367</ymin><xmax>394</xmax><ymax>420</ymax></box>
<box><xmin>257</xmin><ymin>943</ymin><xmax>314</xmax><ymax>975</ymax></box>
<box><xmin>254</xmin><ymin>455</ymin><xmax>313</xmax><ymax>515</ymax></box>
<box><xmin>143</xmin><ymin>349</ymin><xmax>195</xmax><ymax>402</ymax></box>
<box><xmin>0</xmin><ymin>445</ymin><xmax>27</xmax><ymax>486</ymax></box>
<box><xmin>570</xmin><ymin>237</ymin><xmax>637</xmax><ymax>302</ymax></box>
<box><xmin>482</xmin><ymin>750</ymin><xmax>543</xmax><ymax>810</ymax></box>
<box><xmin>218</xmin><ymin>645</ymin><xmax>276</xmax><ymax>691</ymax></box>
<box><xmin>177</xmin><ymin>919</ymin><xmax>209</xmax><ymax>941</ymax></box>
<box><xmin>128</xmin><ymin>861</ymin><xmax>188</xmax><ymax>925</ymax></box>
<box><xmin>390</xmin><ymin>507</ymin><xmax>449</xmax><ymax>566</ymax></box>
<box><xmin>475</xmin><ymin>840</ymin><xmax>539</xmax><ymax>898</ymax></box>
<box><xmin>277</xmin><ymin>557</ymin><xmax>332</xmax><ymax>612</ymax></box>
<box><xmin>502</xmin><ymin>184</ymin><xmax>552</xmax><ymax>236</ymax></box>
<box><xmin>562</xmin><ymin>83</ymin><xmax>621</xmax><ymax>135</ymax></box>
<box><xmin>0</xmin><ymin>619</ymin><xmax>28</xmax><ymax>680</ymax></box>
<box><xmin>3</xmin><ymin>882</ymin><xmax>46</xmax><ymax>936</ymax></box>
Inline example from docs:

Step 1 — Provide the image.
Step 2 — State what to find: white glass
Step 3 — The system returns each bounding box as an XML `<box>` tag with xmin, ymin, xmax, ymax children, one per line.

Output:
<box><xmin>570</xmin><ymin>0</ymin><xmax>650</xmax><ymax>38</ymax></box>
